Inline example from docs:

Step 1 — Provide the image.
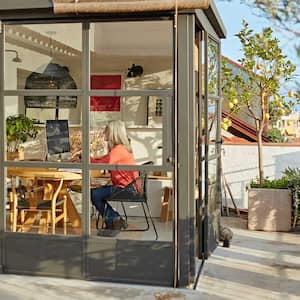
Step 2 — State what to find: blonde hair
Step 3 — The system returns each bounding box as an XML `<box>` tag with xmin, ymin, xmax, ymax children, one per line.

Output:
<box><xmin>107</xmin><ymin>120</ymin><xmax>132</xmax><ymax>152</ymax></box>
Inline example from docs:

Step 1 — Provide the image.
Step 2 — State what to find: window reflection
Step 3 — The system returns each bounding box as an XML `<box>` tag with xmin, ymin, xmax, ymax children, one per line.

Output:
<box><xmin>90</xmin><ymin>21</ymin><xmax>173</xmax><ymax>91</ymax></box>
<box><xmin>208</xmin><ymin>98</ymin><xmax>217</xmax><ymax>156</ymax></box>
<box><xmin>208</xmin><ymin>39</ymin><xmax>219</xmax><ymax>96</ymax></box>
<box><xmin>3</xmin><ymin>20</ymin><xmax>174</xmax><ymax>242</ymax></box>
<box><xmin>5</xmin><ymin>23</ymin><xmax>82</xmax><ymax>89</ymax></box>
<box><xmin>5</xmin><ymin>166</ymin><xmax>82</xmax><ymax>236</ymax></box>
<box><xmin>5</xmin><ymin>23</ymin><xmax>82</xmax><ymax>125</ymax></box>
<box><xmin>208</xmin><ymin>159</ymin><xmax>217</xmax><ymax>214</ymax></box>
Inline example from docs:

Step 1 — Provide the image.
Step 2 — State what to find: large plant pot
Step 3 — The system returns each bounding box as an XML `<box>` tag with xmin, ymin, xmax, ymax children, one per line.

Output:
<box><xmin>248</xmin><ymin>188</ymin><xmax>291</xmax><ymax>232</ymax></box>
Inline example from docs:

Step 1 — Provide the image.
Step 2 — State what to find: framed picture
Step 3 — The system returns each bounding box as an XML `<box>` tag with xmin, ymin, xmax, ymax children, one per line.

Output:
<box><xmin>90</xmin><ymin>74</ymin><xmax>121</xmax><ymax>112</ymax></box>
<box><xmin>147</xmin><ymin>96</ymin><xmax>163</xmax><ymax>127</ymax></box>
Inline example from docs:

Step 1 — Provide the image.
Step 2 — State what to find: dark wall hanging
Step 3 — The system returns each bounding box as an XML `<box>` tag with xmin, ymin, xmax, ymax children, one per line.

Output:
<box><xmin>24</xmin><ymin>63</ymin><xmax>78</xmax><ymax>110</ymax></box>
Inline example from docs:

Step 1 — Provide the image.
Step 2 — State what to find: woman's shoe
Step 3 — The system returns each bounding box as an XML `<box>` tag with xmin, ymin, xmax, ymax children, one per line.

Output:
<box><xmin>113</xmin><ymin>217</ymin><xmax>128</xmax><ymax>230</ymax></box>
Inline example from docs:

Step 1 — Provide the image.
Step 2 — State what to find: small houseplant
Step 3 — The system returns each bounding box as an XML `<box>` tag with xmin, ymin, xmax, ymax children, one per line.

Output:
<box><xmin>6</xmin><ymin>114</ymin><xmax>39</xmax><ymax>153</ymax></box>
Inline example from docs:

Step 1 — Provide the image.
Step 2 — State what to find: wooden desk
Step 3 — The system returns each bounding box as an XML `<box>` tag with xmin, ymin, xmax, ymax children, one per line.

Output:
<box><xmin>7</xmin><ymin>168</ymin><xmax>82</xmax><ymax>231</ymax></box>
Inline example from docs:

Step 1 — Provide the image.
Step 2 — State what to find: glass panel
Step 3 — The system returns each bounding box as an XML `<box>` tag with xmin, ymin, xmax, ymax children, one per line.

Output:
<box><xmin>208</xmin><ymin>98</ymin><xmax>217</xmax><ymax>156</ymax></box>
<box><xmin>89</xmin><ymin>169</ymin><xmax>173</xmax><ymax>241</ymax></box>
<box><xmin>4</xmin><ymin>96</ymin><xmax>82</xmax><ymax>162</ymax></box>
<box><xmin>200</xmin><ymin>161</ymin><xmax>205</xmax><ymax>204</ymax></box>
<box><xmin>208</xmin><ymin>38</ymin><xmax>219</xmax><ymax>96</ymax></box>
<box><xmin>89</xmin><ymin>21</ymin><xmax>173</xmax><ymax>91</ymax></box>
<box><xmin>201</xmin><ymin>38</ymin><xmax>206</xmax><ymax>97</ymax></box>
<box><xmin>5</xmin><ymin>166</ymin><xmax>82</xmax><ymax>236</ymax></box>
<box><xmin>5</xmin><ymin>23</ymin><xmax>82</xmax><ymax>90</ymax></box>
<box><xmin>25</xmin><ymin>96</ymin><xmax>82</xmax><ymax>125</ymax></box>
<box><xmin>207</xmin><ymin>159</ymin><xmax>217</xmax><ymax>214</ymax></box>
<box><xmin>89</xmin><ymin>96</ymin><xmax>171</xmax><ymax>166</ymax></box>
<box><xmin>5</xmin><ymin>23</ymin><xmax>82</xmax><ymax>89</ymax></box>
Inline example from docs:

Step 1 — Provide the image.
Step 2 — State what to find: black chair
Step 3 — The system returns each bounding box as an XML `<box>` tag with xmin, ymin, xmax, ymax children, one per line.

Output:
<box><xmin>96</xmin><ymin>161</ymin><xmax>158</xmax><ymax>240</ymax></box>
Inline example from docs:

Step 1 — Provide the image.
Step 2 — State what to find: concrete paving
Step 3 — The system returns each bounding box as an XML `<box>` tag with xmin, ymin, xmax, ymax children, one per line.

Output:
<box><xmin>0</xmin><ymin>217</ymin><xmax>299</xmax><ymax>299</ymax></box>
<box><xmin>0</xmin><ymin>274</ymin><xmax>203</xmax><ymax>300</ymax></box>
<box><xmin>196</xmin><ymin>217</ymin><xmax>300</xmax><ymax>299</ymax></box>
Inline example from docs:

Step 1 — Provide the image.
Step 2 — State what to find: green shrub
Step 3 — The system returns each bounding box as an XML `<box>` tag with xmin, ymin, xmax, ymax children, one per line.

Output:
<box><xmin>250</xmin><ymin>167</ymin><xmax>300</xmax><ymax>189</ymax></box>
<box><xmin>250</xmin><ymin>176</ymin><xmax>289</xmax><ymax>189</ymax></box>
<box><xmin>267</xmin><ymin>128</ymin><xmax>285</xmax><ymax>143</ymax></box>
<box><xmin>282</xmin><ymin>167</ymin><xmax>300</xmax><ymax>189</ymax></box>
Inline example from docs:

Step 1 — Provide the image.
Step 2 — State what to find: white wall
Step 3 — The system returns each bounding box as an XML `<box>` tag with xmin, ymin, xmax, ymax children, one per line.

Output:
<box><xmin>222</xmin><ymin>144</ymin><xmax>300</xmax><ymax>209</ymax></box>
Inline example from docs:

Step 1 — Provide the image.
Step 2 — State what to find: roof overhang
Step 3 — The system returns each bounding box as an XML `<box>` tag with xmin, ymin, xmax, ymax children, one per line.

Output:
<box><xmin>53</xmin><ymin>0</ymin><xmax>210</xmax><ymax>14</ymax></box>
<box><xmin>222</xmin><ymin>111</ymin><xmax>269</xmax><ymax>142</ymax></box>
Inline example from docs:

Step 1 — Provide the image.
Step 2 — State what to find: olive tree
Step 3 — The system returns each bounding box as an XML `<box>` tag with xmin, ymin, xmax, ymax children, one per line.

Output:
<box><xmin>222</xmin><ymin>21</ymin><xmax>296</xmax><ymax>186</ymax></box>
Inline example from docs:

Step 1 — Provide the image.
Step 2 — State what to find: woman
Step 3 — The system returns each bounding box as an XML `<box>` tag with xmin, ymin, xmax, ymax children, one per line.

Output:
<box><xmin>91</xmin><ymin>120</ymin><xmax>138</xmax><ymax>231</ymax></box>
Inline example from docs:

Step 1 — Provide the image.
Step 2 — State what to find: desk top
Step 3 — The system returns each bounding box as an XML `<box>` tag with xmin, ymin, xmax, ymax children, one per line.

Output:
<box><xmin>7</xmin><ymin>167</ymin><xmax>82</xmax><ymax>181</ymax></box>
<box><xmin>7</xmin><ymin>168</ymin><xmax>171</xmax><ymax>181</ymax></box>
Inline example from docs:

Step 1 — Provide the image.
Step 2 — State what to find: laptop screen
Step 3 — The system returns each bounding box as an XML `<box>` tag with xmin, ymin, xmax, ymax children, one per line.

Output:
<box><xmin>46</xmin><ymin>120</ymin><xmax>70</xmax><ymax>161</ymax></box>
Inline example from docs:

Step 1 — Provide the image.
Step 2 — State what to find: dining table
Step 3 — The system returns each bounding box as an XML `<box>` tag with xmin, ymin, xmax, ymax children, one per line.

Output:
<box><xmin>7</xmin><ymin>167</ymin><xmax>83</xmax><ymax>231</ymax></box>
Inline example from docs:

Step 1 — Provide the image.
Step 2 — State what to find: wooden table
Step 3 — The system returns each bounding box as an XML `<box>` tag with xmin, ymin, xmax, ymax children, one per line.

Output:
<box><xmin>7</xmin><ymin>167</ymin><xmax>82</xmax><ymax>231</ymax></box>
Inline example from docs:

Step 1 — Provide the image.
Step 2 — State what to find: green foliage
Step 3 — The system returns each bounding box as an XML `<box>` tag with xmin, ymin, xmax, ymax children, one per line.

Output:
<box><xmin>250</xmin><ymin>167</ymin><xmax>300</xmax><ymax>189</ymax></box>
<box><xmin>222</xmin><ymin>21</ymin><xmax>296</xmax><ymax>116</ymax></box>
<box><xmin>222</xmin><ymin>21</ymin><xmax>296</xmax><ymax>186</ymax></box>
<box><xmin>249</xmin><ymin>0</ymin><xmax>300</xmax><ymax>57</ymax></box>
<box><xmin>250</xmin><ymin>176</ymin><xmax>289</xmax><ymax>189</ymax></box>
<box><xmin>6</xmin><ymin>114</ymin><xmax>39</xmax><ymax>147</ymax></box>
<box><xmin>267</xmin><ymin>128</ymin><xmax>285</xmax><ymax>143</ymax></box>
<box><xmin>282</xmin><ymin>167</ymin><xmax>300</xmax><ymax>189</ymax></box>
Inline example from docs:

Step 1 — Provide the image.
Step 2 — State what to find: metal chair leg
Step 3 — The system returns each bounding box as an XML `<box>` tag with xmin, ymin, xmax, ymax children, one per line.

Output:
<box><xmin>120</xmin><ymin>201</ymin><xmax>128</xmax><ymax>221</ymax></box>
<box><xmin>144</xmin><ymin>202</ymin><xmax>158</xmax><ymax>240</ymax></box>
<box><xmin>121</xmin><ymin>202</ymin><xmax>150</xmax><ymax>233</ymax></box>
<box><xmin>141</xmin><ymin>202</ymin><xmax>150</xmax><ymax>231</ymax></box>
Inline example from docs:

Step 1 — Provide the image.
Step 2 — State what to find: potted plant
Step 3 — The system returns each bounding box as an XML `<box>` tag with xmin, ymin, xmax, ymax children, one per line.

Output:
<box><xmin>221</xmin><ymin>22</ymin><xmax>297</xmax><ymax>232</ymax></box>
<box><xmin>247</xmin><ymin>176</ymin><xmax>291</xmax><ymax>231</ymax></box>
<box><xmin>6</xmin><ymin>114</ymin><xmax>39</xmax><ymax>159</ymax></box>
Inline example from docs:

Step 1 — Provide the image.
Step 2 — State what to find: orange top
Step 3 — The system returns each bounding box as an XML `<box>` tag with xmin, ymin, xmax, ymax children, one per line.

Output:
<box><xmin>91</xmin><ymin>144</ymin><xmax>138</xmax><ymax>188</ymax></box>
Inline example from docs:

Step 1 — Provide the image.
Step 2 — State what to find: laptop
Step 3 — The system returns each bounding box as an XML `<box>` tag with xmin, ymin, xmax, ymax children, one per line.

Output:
<box><xmin>46</xmin><ymin>120</ymin><xmax>71</xmax><ymax>162</ymax></box>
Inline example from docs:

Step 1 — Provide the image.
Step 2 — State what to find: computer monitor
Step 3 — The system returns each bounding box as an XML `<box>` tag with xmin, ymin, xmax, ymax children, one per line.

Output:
<box><xmin>46</xmin><ymin>120</ymin><xmax>70</xmax><ymax>161</ymax></box>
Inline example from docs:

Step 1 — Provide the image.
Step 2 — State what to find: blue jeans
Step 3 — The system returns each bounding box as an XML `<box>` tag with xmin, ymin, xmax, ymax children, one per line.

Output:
<box><xmin>91</xmin><ymin>185</ymin><xmax>136</xmax><ymax>228</ymax></box>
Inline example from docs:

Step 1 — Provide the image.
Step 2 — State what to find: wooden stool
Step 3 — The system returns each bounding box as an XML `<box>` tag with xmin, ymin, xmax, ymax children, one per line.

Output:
<box><xmin>160</xmin><ymin>187</ymin><xmax>172</xmax><ymax>222</ymax></box>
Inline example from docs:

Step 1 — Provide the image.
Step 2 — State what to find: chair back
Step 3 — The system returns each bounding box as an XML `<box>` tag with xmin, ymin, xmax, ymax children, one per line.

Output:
<box><xmin>108</xmin><ymin>161</ymin><xmax>154</xmax><ymax>202</ymax></box>
<box><xmin>138</xmin><ymin>161</ymin><xmax>154</xmax><ymax>200</ymax></box>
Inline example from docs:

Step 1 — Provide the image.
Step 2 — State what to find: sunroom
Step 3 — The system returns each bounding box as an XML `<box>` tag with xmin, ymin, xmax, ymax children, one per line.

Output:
<box><xmin>0</xmin><ymin>0</ymin><xmax>225</xmax><ymax>287</ymax></box>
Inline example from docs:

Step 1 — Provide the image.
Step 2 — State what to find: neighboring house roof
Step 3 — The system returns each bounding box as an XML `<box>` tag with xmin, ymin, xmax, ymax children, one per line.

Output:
<box><xmin>222</xmin><ymin>111</ymin><xmax>269</xmax><ymax>142</ymax></box>
<box><xmin>222</xmin><ymin>135</ymin><xmax>251</xmax><ymax>144</ymax></box>
<box><xmin>222</xmin><ymin>56</ymin><xmax>270</xmax><ymax>143</ymax></box>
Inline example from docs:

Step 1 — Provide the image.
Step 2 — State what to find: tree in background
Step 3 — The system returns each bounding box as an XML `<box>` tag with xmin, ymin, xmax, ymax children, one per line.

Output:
<box><xmin>254</xmin><ymin>1</ymin><xmax>299</xmax><ymax>43</ymax></box>
<box><xmin>219</xmin><ymin>0</ymin><xmax>300</xmax><ymax>98</ymax></box>
<box><xmin>222</xmin><ymin>21</ymin><xmax>296</xmax><ymax>186</ymax></box>
<box><xmin>246</xmin><ymin>0</ymin><xmax>300</xmax><ymax>97</ymax></box>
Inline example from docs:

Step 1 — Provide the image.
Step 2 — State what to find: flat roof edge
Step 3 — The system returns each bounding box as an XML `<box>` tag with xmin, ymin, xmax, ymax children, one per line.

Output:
<box><xmin>204</xmin><ymin>1</ymin><xmax>227</xmax><ymax>38</ymax></box>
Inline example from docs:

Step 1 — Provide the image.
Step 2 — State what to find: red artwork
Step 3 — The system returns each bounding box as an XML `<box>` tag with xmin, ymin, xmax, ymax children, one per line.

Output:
<box><xmin>90</xmin><ymin>75</ymin><xmax>121</xmax><ymax>111</ymax></box>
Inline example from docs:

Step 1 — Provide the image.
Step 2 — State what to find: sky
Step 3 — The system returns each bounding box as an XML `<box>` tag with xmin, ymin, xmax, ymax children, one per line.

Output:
<box><xmin>214</xmin><ymin>0</ymin><xmax>299</xmax><ymax>96</ymax></box>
